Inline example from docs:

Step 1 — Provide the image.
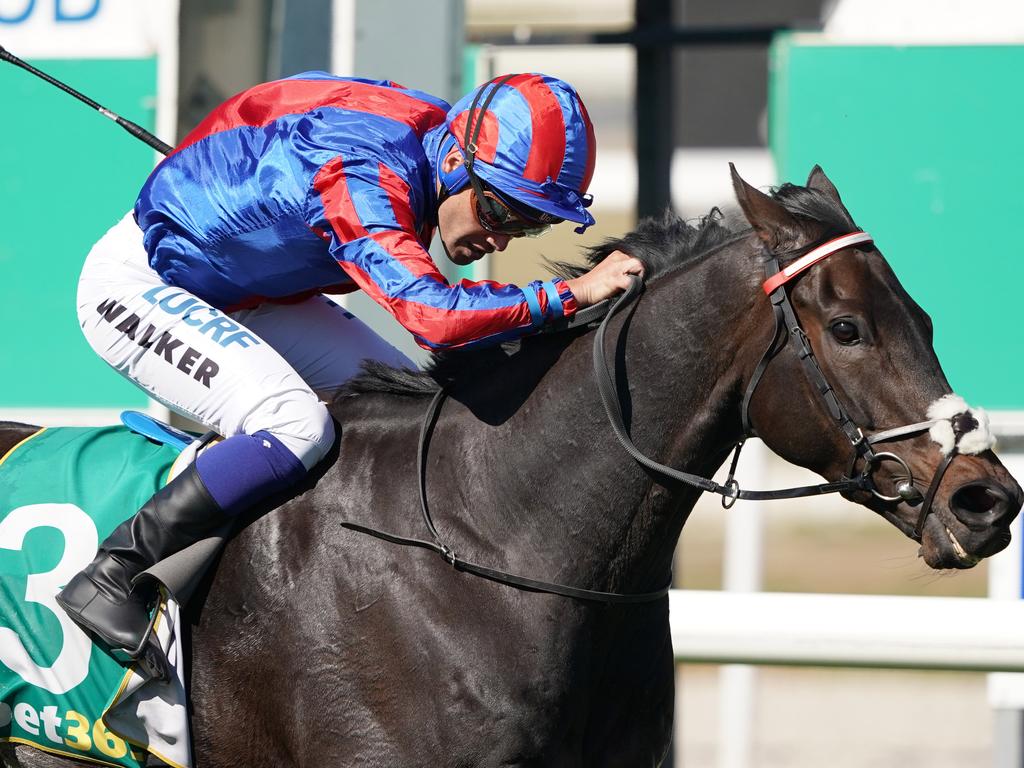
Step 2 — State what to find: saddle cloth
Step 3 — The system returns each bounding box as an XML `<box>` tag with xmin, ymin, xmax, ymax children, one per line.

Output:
<box><xmin>0</xmin><ymin>423</ymin><xmax>199</xmax><ymax>768</ymax></box>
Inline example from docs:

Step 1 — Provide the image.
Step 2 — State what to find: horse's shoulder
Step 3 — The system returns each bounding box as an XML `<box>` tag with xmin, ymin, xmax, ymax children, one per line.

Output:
<box><xmin>330</xmin><ymin>390</ymin><xmax>432</xmax><ymax>436</ymax></box>
<box><xmin>0</xmin><ymin>422</ymin><xmax>42</xmax><ymax>461</ymax></box>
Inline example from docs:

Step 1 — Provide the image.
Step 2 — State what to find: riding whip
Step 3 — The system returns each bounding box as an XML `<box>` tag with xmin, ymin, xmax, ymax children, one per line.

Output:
<box><xmin>0</xmin><ymin>43</ymin><xmax>173</xmax><ymax>155</ymax></box>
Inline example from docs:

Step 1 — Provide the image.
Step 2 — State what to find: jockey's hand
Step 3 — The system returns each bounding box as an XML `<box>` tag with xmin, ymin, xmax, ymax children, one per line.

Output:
<box><xmin>565</xmin><ymin>250</ymin><xmax>645</xmax><ymax>308</ymax></box>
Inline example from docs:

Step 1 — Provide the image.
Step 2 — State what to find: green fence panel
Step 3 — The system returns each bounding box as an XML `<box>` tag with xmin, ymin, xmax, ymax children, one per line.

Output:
<box><xmin>0</xmin><ymin>58</ymin><xmax>158</xmax><ymax>409</ymax></box>
<box><xmin>770</xmin><ymin>36</ymin><xmax>1024</xmax><ymax>410</ymax></box>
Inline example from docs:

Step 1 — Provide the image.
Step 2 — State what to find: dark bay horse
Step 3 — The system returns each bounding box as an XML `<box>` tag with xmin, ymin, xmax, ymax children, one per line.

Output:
<box><xmin>2</xmin><ymin>167</ymin><xmax>1021</xmax><ymax>767</ymax></box>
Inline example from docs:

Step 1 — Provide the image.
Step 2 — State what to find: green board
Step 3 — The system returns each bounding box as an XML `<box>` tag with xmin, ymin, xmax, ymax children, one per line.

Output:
<box><xmin>0</xmin><ymin>59</ymin><xmax>158</xmax><ymax>409</ymax></box>
<box><xmin>770</xmin><ymin>36</ymin><xmax>1024</xmax><ymax>410</ymax></box>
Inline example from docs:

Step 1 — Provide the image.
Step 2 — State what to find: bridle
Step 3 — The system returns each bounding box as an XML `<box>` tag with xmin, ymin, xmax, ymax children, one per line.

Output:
<box><xmin>339</xmin><ymin>230</ymin><xmax>973</xmax><ymax>602</ymax></box>
<box><xmin>746</xmin><ymin>232</ymin><xmax>986</xmax><ymax>540</ymax></box>
<box><xmin>737</xmin><ymin>231</ymin><xmax>953</xmax><ymax>539</ymax></box>
<box><xmin>591</xmin><ymin>231</ymin><xmax>967</xmax><ymax>541</ymax></box>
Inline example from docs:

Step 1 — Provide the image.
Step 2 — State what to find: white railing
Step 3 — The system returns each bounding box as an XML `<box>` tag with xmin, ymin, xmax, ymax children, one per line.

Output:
<box><xmin>682</xmin><ymin>443</ymin><xmax>1024</xmax><ymax>768</ymax></box>
<box><xmin>669</xmin><ymin>590</ymin><xmax>1024</xmax><ymax>672</ymax></box>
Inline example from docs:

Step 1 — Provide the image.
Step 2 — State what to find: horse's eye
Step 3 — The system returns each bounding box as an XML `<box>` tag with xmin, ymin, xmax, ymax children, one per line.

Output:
<box><xmin>831</xmin><ymin>319</ymin><xmax>861</xmax><ymax>345</ymax></box>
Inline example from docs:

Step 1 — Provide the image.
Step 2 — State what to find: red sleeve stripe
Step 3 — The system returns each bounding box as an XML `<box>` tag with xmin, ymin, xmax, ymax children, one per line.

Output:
<box><xmin>172</xmin><ymin>79</ymin><xmax>448</xmax><ymax>156</ymax></box>
<box><xmin>367</xmin><ymin>230</ymin><xmax>444</xmax><ymax>279</ymax></box>
<box><xmin>376</xmin><ymin>163</ymin><xmax>417</xmax><ymax>234</ymax></box>
<box><xmin>553</xmin><ymin>277</ymin><xmax>578</xmax><ymax>317</ymax></box>
<box><xmin>534</xmin><ymin>284</ymin><xmax>551</xmax><ymax>319</ymax></box>
<box><xmin>313</xmin><ymin>156</ymin><xmax>368</xmax><ymax>242</ymax></box>
<box><xmin>336</xmin><ymin>258</ymin><xmax>532</xmax><ymax>349</ymax></box>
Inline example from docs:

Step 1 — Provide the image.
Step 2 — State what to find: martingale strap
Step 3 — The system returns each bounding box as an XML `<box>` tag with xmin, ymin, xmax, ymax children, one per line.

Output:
<box><xmin>339</xmin><ymin>383</ymin><xmax>671</xmax><ymax>604</ymax></box>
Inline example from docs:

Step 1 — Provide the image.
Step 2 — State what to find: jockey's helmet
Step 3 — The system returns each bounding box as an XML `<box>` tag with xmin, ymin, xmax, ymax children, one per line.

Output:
<box><xmin>437</xmin><ymin>73</ymin><xmax>597</xmax><ymax>234</ymax></box>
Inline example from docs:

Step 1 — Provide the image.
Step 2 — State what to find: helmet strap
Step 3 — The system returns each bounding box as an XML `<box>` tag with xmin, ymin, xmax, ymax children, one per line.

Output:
<box><xmin>462</xmin><ymin>73</ymin><xmax>516</xmax><ymax>178</ymax></box>
<box><xmin>460</xmin><ymin>74</ymin><xmax>517</xmax><ymax>224</ymax></box>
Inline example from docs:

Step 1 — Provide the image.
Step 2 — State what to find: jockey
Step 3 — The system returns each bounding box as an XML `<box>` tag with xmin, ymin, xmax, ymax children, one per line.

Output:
<box><xmin>57</xmin><ymin>72</ymin><xmax>644</xmax><ymax>665</ymax></box>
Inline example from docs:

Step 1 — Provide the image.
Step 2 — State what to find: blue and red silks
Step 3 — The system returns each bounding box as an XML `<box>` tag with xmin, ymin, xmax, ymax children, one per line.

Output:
<box><xmin>134</xmin><ymin>73</ymin><xmax>577</xmax><ymax>351</ymax></box>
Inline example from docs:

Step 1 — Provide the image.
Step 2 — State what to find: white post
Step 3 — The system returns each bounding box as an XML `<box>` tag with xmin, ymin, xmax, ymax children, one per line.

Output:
<box><xmin>331</xmin><ymin>0</ymin><xmax>356</xmax><ymax>76</ymax></box>
<box><xmin>988</xmin><ymin>423</ymin><xmax>1024</xmax><ymax>768</ymax></box>
<box><xmin>718</xmin><ymin>438</ymin><xmax>768</xmax><ymax>768</ymax></box>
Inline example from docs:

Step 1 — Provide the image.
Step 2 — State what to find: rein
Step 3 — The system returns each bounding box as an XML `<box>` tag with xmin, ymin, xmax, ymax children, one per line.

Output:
<box><xmin>340</xmin><ymin>374</ymin><xmax>670</xmax><ymax>603</ymax></box>
<box><xmin>341</xmin><ymin>230</ymin><xmax>968</xmax><ymax>601</ymax></box>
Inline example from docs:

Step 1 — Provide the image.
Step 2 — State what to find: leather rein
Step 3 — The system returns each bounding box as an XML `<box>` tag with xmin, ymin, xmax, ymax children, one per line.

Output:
<box><xmin>341</xmin><ymin>231</ymin><xmax>957</xmax><ymax>603</ymax></box>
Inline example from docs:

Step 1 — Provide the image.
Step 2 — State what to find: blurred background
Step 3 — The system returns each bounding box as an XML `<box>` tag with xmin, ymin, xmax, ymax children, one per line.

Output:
<box><xmin>2</xmin><ymin>1</ymin><xmax>1024</xmax><ymax>766</ymax></box>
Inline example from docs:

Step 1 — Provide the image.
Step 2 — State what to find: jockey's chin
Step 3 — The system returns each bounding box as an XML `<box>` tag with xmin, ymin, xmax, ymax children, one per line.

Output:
<box><xmin>446</xmin><ymin>250</ymin><xmax>481</xmax><ymax>268</ymax></box>
<box><xmin>445</xmin><ymin>243</ymin><xmax>489</xmax><ymax>266</ymax></box>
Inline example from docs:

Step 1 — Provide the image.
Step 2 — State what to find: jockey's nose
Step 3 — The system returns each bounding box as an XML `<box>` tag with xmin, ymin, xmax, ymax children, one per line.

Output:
<box><xmin>489</xmin><ymin>234</ymin><xmax>511</xmax><ymax>252</ymax></box>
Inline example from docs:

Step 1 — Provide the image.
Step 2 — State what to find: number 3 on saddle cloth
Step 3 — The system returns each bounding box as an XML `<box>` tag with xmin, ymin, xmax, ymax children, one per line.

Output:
<box><xmin>0</xmin><ymin>413</ymin><xmax>219</xmax><ymax>768</ymax></box>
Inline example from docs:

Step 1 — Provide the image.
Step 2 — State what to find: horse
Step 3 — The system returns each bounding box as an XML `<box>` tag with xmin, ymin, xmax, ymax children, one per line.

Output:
<box><xmin>2</xmin><ymin>166</ymin><xmax>1020</xmax><ymax>767</ymax></box>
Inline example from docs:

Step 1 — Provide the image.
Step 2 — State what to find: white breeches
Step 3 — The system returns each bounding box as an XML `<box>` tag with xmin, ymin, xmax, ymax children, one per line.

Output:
<box><xmin>77</xmin><ymin>213</ymin><xmax>414</xmax><ymax>469</ymax></box>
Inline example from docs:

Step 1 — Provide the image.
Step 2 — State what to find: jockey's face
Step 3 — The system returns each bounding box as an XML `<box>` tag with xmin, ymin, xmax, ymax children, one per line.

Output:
<box><xmin>437</xmin><ymin>148</ymin><xmax>512</xmax><ymax>266</ymax></box>
<box><xmin>437</xmin><ymin>189</ymin><xmax>513</xmax><ymax>265</ymax></box>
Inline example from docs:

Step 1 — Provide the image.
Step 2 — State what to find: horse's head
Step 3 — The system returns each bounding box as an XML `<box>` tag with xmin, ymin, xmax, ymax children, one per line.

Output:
<box><xmin>732</xmin><ymin>165</ymin><xmax>1022</xmax><ymax>569</ymax></box>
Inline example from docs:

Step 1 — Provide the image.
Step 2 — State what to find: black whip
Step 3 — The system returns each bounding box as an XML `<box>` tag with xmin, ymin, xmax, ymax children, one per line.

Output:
<box><xmin>0</xmin><ymin>43</ymin><xmax>173</xmax><ymax>156</ymax></box>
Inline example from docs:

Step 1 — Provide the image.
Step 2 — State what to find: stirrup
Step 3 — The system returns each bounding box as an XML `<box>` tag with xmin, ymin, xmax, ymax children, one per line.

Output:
<box><xmin>111</xmin><ymin>593</ymin><xmax>160</xmax><ymax>663</ymax></box>
<box><xmin>57</xmin><ymin>574</ymin><xmax>167</xmax><ymax>681</ymax></box>
<box><xmin>111</xmin><ymin>595</ymin><xmax>168</xmax><ymax>682</ymax></box>
<box><xmin>135</xmin><ymin>635</ymin><xmax>171</xmax><ymax>683</ymax></box>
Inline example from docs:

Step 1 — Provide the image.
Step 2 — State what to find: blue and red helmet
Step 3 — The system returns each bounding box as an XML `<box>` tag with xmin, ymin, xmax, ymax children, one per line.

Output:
<box><xmin>438</xmin><ymin>73</ymin><xmax>597</xmax><ymax>233</ymax></box>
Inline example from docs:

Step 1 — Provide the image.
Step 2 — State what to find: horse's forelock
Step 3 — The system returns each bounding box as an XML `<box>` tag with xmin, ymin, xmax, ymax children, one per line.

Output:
<box><xmin>771</xmin><ymin>182</ymin><xmax>858</xmax><ymax>237</ymax></box>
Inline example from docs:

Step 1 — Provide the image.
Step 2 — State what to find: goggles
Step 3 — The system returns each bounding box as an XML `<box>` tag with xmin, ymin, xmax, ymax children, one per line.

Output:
<box><xmin>467</xmin><ymin>171</ymin><xmax>562</xmax><ymax>237</ymax></box>
<box><xmin>473</xmin><ymin>189</ymin><xmax>552</xmax><ymax>237</ymax></box>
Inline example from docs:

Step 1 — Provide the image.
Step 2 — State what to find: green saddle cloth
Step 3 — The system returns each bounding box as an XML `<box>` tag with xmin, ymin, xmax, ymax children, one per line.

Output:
<box><xmin>0</xmin><ymin>426</ymin><xmax>182</xmax><ymax>767</ymax></box>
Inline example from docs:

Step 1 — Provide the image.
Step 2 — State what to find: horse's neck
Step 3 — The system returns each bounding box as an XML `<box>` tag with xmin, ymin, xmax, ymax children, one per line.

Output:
<box><xmin>439</xmin><ymin>249</ymin><xmax>767</xmax><ymax>594</ymax></box>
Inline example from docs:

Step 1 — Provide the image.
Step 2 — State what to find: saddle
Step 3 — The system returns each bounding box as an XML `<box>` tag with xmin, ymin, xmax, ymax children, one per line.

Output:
<box><xmin>0</xmin><ymin>413</ymin><xmax>226</xmax><ymax>768</ymax></box>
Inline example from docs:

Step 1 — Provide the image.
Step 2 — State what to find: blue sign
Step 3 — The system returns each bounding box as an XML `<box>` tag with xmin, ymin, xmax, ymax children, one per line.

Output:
<box><xmin>0</xmin><ymin>0</ymin><xmax>100</xmax><ymax>24</ymax></box>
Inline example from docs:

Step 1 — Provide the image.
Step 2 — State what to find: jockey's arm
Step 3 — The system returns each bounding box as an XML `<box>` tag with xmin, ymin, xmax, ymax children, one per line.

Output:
<box><xmin>310</xmin><ymin>151</ymin><xmax>641</xmax><ymax>350</ymax></box>
<box><xmin>310</xmin><ymin>151</ymin><xmax>583</xmax><ymax>351</ymax></box>
<box><xmin>328</xmin><ymin>228</ymin><xmax>577</xmax><ymax>351</ymax></box>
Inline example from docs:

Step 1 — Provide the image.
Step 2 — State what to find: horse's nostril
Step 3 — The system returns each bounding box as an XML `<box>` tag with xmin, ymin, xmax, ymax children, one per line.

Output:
<box><xmin>951</xmin><ymin>483</ymin><xmax>1005</xmax><ymax>516</ymax></box>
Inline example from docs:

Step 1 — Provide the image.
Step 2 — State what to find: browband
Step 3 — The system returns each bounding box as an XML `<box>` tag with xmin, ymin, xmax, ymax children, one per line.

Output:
<box><xmin>762</xmin><ymin>231</ymin><xmax>874</xmax><ymax>294</ymax></box>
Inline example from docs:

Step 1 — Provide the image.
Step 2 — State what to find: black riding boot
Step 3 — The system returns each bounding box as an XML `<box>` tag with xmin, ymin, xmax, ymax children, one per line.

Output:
<box><xmin>56</xmin><ymin>463</ymin><xmax>226</xmax><ymax>661</ymax></box>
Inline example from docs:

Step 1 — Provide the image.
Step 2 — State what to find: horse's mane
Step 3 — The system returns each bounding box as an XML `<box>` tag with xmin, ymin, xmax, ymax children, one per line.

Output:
<box><xmin>340</xmin><ymin>181</ymin><xmax>856</xmax><ymax>398</ymax></box>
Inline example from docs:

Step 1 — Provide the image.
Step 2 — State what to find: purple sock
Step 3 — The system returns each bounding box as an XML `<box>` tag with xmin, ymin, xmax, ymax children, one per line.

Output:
<box><xmin>194</xmin><ymin>431</ymin><xmax>307</xmax><ymax>515</ymax></box>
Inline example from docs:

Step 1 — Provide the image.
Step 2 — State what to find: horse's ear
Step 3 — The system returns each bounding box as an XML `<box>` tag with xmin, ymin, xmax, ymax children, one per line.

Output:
<box><xmin>730</xmin><ymin>163</ymin><xmax>801</xmax><ymax>251</ymax></box>
<box><xmin>806</xmin><ymin>165</ymin><xmax>843</xmax><ymax>204</ymax></box>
